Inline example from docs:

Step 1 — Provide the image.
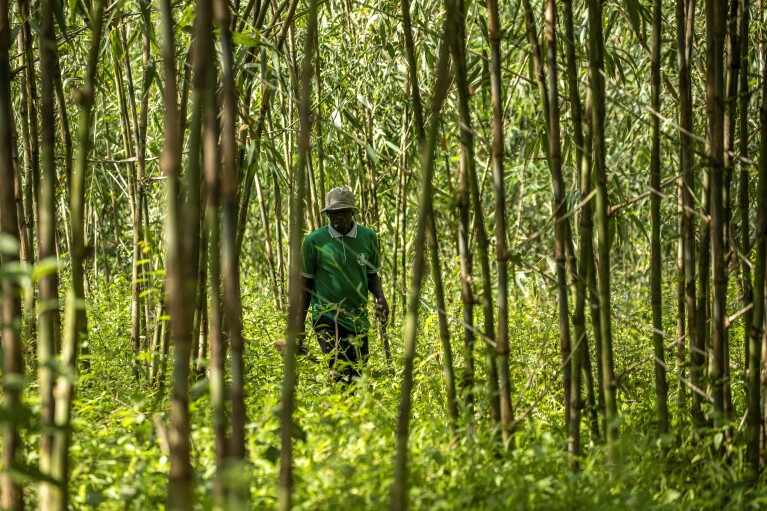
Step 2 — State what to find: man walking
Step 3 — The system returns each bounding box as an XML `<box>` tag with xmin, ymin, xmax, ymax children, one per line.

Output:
<box><xmin>297</xmin><ymin>186</ymin><xmax>389</xmax><ymax>384</ymax></box>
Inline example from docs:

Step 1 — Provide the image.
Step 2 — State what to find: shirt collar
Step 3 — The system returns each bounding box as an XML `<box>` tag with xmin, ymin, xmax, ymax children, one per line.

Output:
<box><xmin>328</xmin><ymin>221</ymin><xmax>358</xmax><ymax>239</ymax></box>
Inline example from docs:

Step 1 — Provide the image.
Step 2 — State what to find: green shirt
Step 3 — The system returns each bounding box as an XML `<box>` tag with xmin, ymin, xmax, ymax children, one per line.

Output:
<box><xmin>301</xmin><ymin>221</ymin><xmax>381</xmax><ymax>333</ymax></box>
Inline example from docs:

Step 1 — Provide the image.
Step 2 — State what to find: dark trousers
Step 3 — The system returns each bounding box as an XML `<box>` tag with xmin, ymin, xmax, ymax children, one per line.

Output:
<box><xmin>314</xmin><ymin>321</ymin><xmax>369</xmax><ymax>384</ymax></box>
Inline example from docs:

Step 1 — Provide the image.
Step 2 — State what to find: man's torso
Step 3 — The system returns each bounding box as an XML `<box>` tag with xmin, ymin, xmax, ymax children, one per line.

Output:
<box><xmin>301</xmin><ymin>223</ymin><xmax>379</xmax><ymax>333</ymax></box>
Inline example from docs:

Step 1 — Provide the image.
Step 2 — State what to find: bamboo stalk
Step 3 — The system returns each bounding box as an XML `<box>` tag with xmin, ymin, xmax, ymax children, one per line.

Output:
<box><xmin>49</xmin><ymin>3</ymin><xmax>106</xmax><ymax>510</ymax></box>
<box><xmin>163</xmin><ymin>0</ymin><xmax>201</xmax><ymax>506</ymax></box>
<box><xmin>587</xmin><ymin>0</ymin><xmax>619</xmax><ymax>459</ymax></box>
<box><xmin>38</xmin><ymin>0</ymin><xmax>62</xmax><ymax>502</ymax></box>
<box><xmin>390</xmin><ymin>12</ymin><xmax>452</xmax><ymax>510</ymax></box>
<box><xmin>0</xmin><ymin>0</ymin><xmax>25</xmax><ymax>507</ymax></box>
<box><xmin>650</xmin><ymin>0</ymin><xmax>669</xmax><ymax>436</ymax></box>
<box><xmin>279</xmin><ymin>0</ymin><xmax>319</xmax><ymax>507</ymax></box>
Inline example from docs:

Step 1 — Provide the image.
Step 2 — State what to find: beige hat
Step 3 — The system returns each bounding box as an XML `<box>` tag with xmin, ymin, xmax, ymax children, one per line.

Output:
<box><xmin>322</xmin><ymin>186</ymin><xmax>358</xmax><ymax>212</ymax></box>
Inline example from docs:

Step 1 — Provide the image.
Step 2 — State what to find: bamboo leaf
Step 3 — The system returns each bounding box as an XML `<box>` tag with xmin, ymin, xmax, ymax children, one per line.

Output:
<box><xmin>53</xmin><ymin>0</ymin><xmax>69</xmax><ymax>41</ymax></box>
<box><xmin>230</xmin><ymin>30</ymin><xmax>262</xmax><ymax>48</ymax></box>
<box><xmin>356</xmin><ymin>94</ymin><xmax>372</xmax><ymax>111</ymax></box>
<box><xmin>622</xmin><ymin>0</ymin><xmax>649</xmax><ymax>43</ymax></box>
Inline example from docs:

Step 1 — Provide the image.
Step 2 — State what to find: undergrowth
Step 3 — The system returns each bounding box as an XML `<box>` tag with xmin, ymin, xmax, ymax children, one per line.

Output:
<box><xmin>16</xmin><ymin>274</ymin><xmax>767</xmax><ymax>510</ymax></box>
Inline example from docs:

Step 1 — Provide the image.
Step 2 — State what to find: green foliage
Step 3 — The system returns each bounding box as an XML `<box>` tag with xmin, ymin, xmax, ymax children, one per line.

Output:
<box><xmin>7</xmin><ymin>274</ymin><xmax>760</xmax><ymax>510</ymax></box>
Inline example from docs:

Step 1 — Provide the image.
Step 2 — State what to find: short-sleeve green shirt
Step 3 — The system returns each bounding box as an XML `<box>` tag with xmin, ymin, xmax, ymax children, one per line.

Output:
<box><xmin>300</xmin><ymin>222</ymin><xmax>381</xmax><ymax>334</ymax></box>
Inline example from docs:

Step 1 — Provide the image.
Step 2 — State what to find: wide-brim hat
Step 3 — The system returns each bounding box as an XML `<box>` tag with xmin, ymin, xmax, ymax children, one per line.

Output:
<box><xmin>322</xmin><ymin>186</ymin><xmax>358</xmax><ymax>213</ymax></box>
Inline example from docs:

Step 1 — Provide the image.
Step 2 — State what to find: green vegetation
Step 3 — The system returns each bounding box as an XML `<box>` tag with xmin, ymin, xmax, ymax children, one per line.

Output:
<box><xmin>50</xmin><ymin>277</ymin><xmax>766</xmax><ymax>510</ymax></box>
<box><xmin>3</xmin><ymin>0</ymin><xmax>767</xmax><ymax>508</ymax></box>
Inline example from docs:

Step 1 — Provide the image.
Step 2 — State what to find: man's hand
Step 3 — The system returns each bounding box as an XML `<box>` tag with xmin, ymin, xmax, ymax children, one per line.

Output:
<box><xmin>375</xmin><ymin>296</ymin><xmax>390</xmax><ymax>325</ymax></box>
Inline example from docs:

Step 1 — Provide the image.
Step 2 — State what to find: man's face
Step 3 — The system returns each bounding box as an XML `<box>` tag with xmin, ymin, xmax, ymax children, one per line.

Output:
<box><xmin>327</xmin><ymin>208</ymin><xmax>354</xmax><ymax>234</ymax></box>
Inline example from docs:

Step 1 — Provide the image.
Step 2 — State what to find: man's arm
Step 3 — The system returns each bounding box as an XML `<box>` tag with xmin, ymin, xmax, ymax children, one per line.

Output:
<box><xmin>367</xmin><ymin>272</ymin><xmax>389</xmax><ymax>325</ymax></box>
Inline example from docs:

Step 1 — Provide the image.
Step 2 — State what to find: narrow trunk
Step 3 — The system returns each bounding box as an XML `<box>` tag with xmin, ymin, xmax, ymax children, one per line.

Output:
<box><xmin>164</xmin><ymin>0</ymin><xmax>201</xmax><ymax>506</ymax></box>
<box><xmin>279</xmin><ymin>0</ymin><xmax>319</xmax><ymax>507</ymax></box>
<box><xmin>651</xmin><ymin>0</ymin><xmax>669</xmax><ymax>436</ymax></box>
<box><xmin>722</xmin><ymin>0</ymin><xmax>742</xmax><ymax>423</ymax></box>
<box><xmin>453</xmin><ymin>0</ymin><xmax>500</xmax><ymax>426</ymax></box>
<box><xmin>488</xmin><ymin>0</ymin><xmax>514</xmax><ymax>440</ymax></box>
<box><xmin>563</xmin><ymin>0</ymin><xmax>599</xmax><ymax>449</ymax></box>
<box><xmin>679</xmin><ymin>0</ymin><xmax>702</xmax><ymax>429</ymax></box>
<box><xmin>49</xmin><ymin>4</ymin><xmax>106</xmax><ymax>510</ymax></box>
<box><xmin>739</xmin><ymin>0</ymin><xmax>752</xmax><ymax>401</ymax></box>
<box><xmin>0</xmin><ymin>0</ymin><xmax>25</xmax><ymax>507</ymax></box>
<box><xmin>401</xmin><ymin>0</ymin><xmax>458</xmax><ymax>431</ymax></box>
<box><xmin>707</xmin><ymin>0</ymin><xmax>727</xmax><ymax>428</ymax></box>
<box><xmin>525</xmin><ymin>0</ymin><xmax>574</xmax><ymax>431</ymax></box>
<box><xmin>747</xmin><ymin>0</ymin><xmax>765</xmax><ymax>471</ymax></box>
<box><xmin>545</xmin><ymin>0</ymin><xmax>573</xmax><ymax>433</ymax></box>
<box><xmin>390</xmin><ymin>14</ymin><xmax>453</xmax><ymax>510</ymax></box>
<box><xmin>214</xmin><ymin>0</ymin><xmax>248</xmax><ymax>504</ymax></box>
<box><xmin>38</xmin><ymin>0</ymin><xmax>62</xmax><ymax>502</ymax></box>
<box><xmin>587</xmin><ymin>0</ymin><xmax>619</xmax><ymax>458</ymax></box>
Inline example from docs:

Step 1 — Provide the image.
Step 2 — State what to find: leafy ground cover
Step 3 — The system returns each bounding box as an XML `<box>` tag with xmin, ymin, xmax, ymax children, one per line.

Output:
<box><xmin>24</xmin><ymin>276</ymin><xmax>767</xmax><ymax>510</ymax></box>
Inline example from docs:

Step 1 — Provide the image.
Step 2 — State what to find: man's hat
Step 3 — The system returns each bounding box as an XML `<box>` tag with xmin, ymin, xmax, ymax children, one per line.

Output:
<box><xmin>322</xmin><ymin>186</ymin><xmax>358</xmax><ymax>213</ymax></box>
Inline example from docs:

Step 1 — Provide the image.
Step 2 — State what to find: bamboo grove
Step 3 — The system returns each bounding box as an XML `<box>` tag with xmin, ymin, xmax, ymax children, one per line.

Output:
<box><xmin>2</xmin><ymin>0</ymin><xmax>767</xmax><ymax>508</ymax></box>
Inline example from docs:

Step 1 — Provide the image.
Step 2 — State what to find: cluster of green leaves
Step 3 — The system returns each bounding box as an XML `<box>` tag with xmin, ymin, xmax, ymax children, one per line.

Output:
<box><xmin>6</xmin><ymin>271</ymin><xmax>756</xmax><ymax>509</ymax></box>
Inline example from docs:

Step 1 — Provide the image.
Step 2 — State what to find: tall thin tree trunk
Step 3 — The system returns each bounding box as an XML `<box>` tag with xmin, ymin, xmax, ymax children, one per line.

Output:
<box><xmin>38</xmin><ymin>0</ymin><xmax>62</xmax><ymax>502</ymax></box>
<box><xmin>202</xmin><ymin>37</ymin><xmax>228</xmax><ymax>506</ymax></box>
<box><xmin>678</xmin><ymin>0</ymin><xmax>702</xmax><ymax>429</ymax></box>
<box><xmin>400</xmin><ymin>0</ymin><xmax>457</xmax><ymax>431</ymax></box>
<box><xmin>544</xmin><ymin>0</ymin><xmax>573</xmax><ymax>433</ymax></box>
<box><xmin>49</xmin><ymin>3</ymin><xmax>105</xmax><ymax>510</ymax></box>
<box><xmin>214</xmin><ymin>0</ymin><xmax>248</xmax><ymax>504</ymax></box>
<box><xmin>739</xmin><ymin>0</ymin><xmax>753</xmax><ymax>409</ymax></box>
<box><xmin>18</xmin><ymin>0</ymin><xmax>38</xmax><ymax>262</ymax></box>
<box><xmin>279</xmin><ymin>0</ymin><xmax>319</xmax><ymax>507</ymax></box>
<box><xmin>747</xmin><ymin>0</ymin><xmax>765</xmax><ymax>471</ymax></box>
<box><xmin>488</xmin><ymin>0</ymin><xmax>514</xmax><ymax>440</ymax></box>
<box><xmin>587</xmin><ymin>0</ymin><xmax>619</xmax><ymax>459</ymax></box>
<box><xmin>524</xmin><ymin>0</ymin><xmax>574</xmax><ymax>431</ymax></box>
<box><xmin>563</xmin><ymin>0</ymin><xmax>599</xmax><ymax>450</ymax></box>
<box><xmin>17</xmin><ymin>0</ymin><xmax>39</xmax><ymax>349</ymax></box>
<box><xmin>722</xmin><ymin>0</ymin><xmax>742</xmax><ymax>423</ymax></box>
<box><xmin>0</xmin><ymin>0</ymin><xmax>25</xmax><ymax>507</ymax></box>
<box><xmin>453</xmin><ymin>0</ymin><xmax>500</xmax><ymax>426</ymax></box>
<box><xmin>707</xmin><ymin>0</ymin><xmax>727</xmax><ymax>429</ymax></box>
<box><xmin>651</xmin><ymin>0</ymin><xmax>669</xmax><ymax>436</ymax></box>
<box><xmin>164</xmin><ymin>0</ymin><xmax>202</xmax><ymax>506</ymax></box>
<box><xmin>110</xmin><ymin>25</ymin><xmax>141</xmax><ymax>377</ymax></box>
<box><xmin>390</xmin><ymin>14</ymin><xmax>452</xmax><ymax>511</ymax></box>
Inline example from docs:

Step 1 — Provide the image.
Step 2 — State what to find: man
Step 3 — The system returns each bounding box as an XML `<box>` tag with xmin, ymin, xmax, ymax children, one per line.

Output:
<box><xmin>297</xmin><ymin>186</ymin><xmax>389</xmax><ymax>384</ymax></box>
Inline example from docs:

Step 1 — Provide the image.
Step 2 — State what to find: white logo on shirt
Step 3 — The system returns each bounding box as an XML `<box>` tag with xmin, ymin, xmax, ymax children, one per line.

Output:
<box><xmin>357</xmin><ymin>253</ymin><xmax>368</xmax><ymax>266</ymax></box>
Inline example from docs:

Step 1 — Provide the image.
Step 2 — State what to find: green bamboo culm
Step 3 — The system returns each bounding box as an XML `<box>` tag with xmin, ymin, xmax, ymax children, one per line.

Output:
<box><xmin>587</xmin><ymin>0</ymin><xmax>619</xmax><ymax>460</ymax></box>
<box><xmin>163</xmin><ymin>0</ymin><xmax>200</xmax><ymax>506</ymax></box>
<box><xmin>279</xmin><ymin>0</ymin><xmax>320</xmax><ymax>508</ymax></box>
<box><xmin>38</xmin><ymin>0</ymin><xmax>63</xmax><ymax>504</ymax></box>
<box><xmin>650</xmin><ymin>0</ymin><xmax>669</xmax><ymax>437</ymax></box>
<box><xmin>746</xmin><ymin>0</ymin><xmax>766</xmax><ymax>472</ymax></box>
<box><xmin>0</xmin><ymin>0</ymin><xmax>25</xmax><ymax>507</ymax></box>
<box><xmin>50</xmin><ymin>2</ymin><xmax>106</xmax><ymax>510</ymax></box>
<box><xmin>390</xmin><ymin>8</ymin><xmax>454</xmax><ymax>509</ymax></box>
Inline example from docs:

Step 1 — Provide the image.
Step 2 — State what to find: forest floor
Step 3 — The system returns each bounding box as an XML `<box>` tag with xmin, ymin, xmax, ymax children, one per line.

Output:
<box><xmin>25</xmin><ymin>275</ymin><xmax>767</xmax><ymax>510</ymax></box>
